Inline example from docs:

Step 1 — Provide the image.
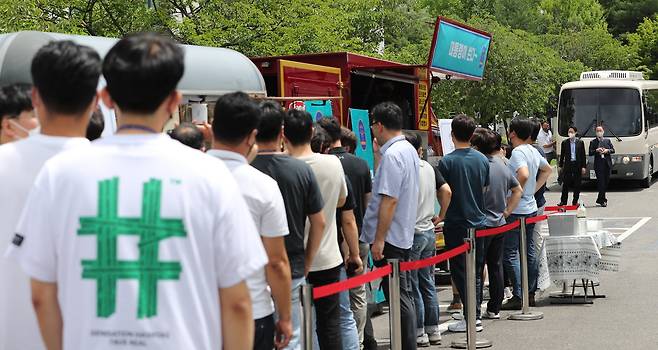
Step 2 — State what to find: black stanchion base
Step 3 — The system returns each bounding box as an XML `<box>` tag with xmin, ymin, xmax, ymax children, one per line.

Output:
<box><xmin>549</xmin><ymin>297</ymin><xmax>594</xmax><ymax>305</ymax></box>
<box><xmin>451</xmin><ymin>338</ymin><xmax>493</xmax><ymax>349</ymax></box>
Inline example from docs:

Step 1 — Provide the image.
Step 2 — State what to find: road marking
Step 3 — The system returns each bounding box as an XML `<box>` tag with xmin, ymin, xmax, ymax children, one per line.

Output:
<box><xmin>617</xmin><ymin>217</ymin><xmax>652</xmax><ymax>242</ymax></box>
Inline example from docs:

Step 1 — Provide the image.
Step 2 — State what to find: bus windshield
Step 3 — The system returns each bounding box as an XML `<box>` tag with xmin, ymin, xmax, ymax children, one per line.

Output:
<box><xmin>558</xmin><ymin>88</ymin><xmax>642</xmax><ymax>137</ymax></box>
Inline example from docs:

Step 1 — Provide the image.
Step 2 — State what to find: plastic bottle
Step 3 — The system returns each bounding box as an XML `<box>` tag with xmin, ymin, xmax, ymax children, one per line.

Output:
<box><xmin>577</xmin><ymin>201</ymin><xmax>587</xmax><ymax>234</ymax></box>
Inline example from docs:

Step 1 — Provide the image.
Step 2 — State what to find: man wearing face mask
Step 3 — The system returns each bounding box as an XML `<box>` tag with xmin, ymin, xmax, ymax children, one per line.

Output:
<box><xmin>558</xmin><ymin>126</ymin><xmax>587</xmax><ymax>206</ymax></box>
<box><xmin>589</xmin><ymin>125</ymin><xmax>615</xmax><ymax>207</ymax></box>
<box><xmin>0</xmin><ymin>40</ymin><xmax>100</xmax><ymax>350</ymax></box>
<box><xmin>0</xmin><ymin>83</ymin><xmax>38</xmax><ymax>144</ymax></box>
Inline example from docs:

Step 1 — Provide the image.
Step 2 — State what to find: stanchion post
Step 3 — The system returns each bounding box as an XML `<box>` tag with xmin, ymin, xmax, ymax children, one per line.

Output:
<box><xmin>452</xmin><ymin>229</ymin><xmax>492</xmax><ymax>349</ymax></box>
<box><xmin>388</xmin><ymin>259</ymin><xmax>402</xmax><ymax>350</ymax></box>
<box><xmin>509</xmin><ymin>217</ymin><xmax>544</xmax><ymax>321</ymax></box>
<box><xmin>301</xmin><ymin>284</ymin><xmax>314</xmax><ymax>350</ymax></box>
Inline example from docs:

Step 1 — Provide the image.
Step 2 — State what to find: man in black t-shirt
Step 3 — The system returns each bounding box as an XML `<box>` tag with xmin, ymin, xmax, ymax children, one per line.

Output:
<box><xmin>252</xmin><ymin>102</ymin><xmax>325</xmax><ymax>350</ymax></box>
<box><xmin>318</xmin><ymin>118</ymin><xmax>373</xmax><ymax>346</ymax></box>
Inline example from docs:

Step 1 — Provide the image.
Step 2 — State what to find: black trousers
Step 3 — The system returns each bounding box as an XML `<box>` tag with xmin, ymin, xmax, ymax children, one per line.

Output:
<box><xmin>595</xmin><ymin>164</ymin><xmax>611</xmax><ymax>202</ymax></box>
<box><xmin>477</xmin><ymin>232</ymin><xmax>505</xmax><ymax>314</ymax></box>
<box><xmin>445</xmin><ymin>224</ymin><xmax>485</xmax><ymax>318</ymax></box>
<box><xmin>307</xmin><ymin>265</ymin><xmax>342</xmax><ymax>350</ymax></box>
<box><xmin>561</xmin><ymin>162</ymin><xmax>582</xmax><ymax>205</ymax></box>
<box><xmin>373</xmin><ymin>242</ymin><xmax>417</xmax><ymax>350</ymax></box>
<box><xmin>254</xmin><ymin>314</ymin><xmax>275</xmax><ymax>350</ymax></box>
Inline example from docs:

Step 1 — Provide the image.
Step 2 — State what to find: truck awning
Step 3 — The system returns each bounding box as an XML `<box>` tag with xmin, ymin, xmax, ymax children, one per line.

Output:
<box><xmin>0</xmin><ymin>31</ymin><xmax>267</xmax><ymax>98</ymax></box>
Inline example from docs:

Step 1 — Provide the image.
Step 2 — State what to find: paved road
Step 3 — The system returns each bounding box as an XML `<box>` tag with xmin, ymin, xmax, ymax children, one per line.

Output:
<box><xmin>372</xmin><ymin>175</ymin><xmax>658</xmax><ymax>349</ymax></box>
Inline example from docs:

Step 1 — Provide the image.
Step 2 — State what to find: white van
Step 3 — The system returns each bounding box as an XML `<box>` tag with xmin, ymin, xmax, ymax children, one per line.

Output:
<box><xmin>556</xmin><ymin>71</ymin><xmax>658</xmax><ymax>188</ymax></box>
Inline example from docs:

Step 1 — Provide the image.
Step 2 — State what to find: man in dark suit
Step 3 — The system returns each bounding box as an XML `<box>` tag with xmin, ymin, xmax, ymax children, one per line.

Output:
<box><xmin>559</xmin><ymin>126</ymin><xmax>587</xmax><ymax>206</ymax></box>
<box><xmin>589</xmin><ymin>125</ymin><xmax>615</xmax><ymax>207</ymax></box>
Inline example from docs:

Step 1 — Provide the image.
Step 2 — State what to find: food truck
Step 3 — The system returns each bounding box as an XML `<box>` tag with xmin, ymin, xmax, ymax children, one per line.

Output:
<box><xmin>0</xmin><ymin>31</ymin><xmax>268</xmax><ymax>136</ymax></box>
<box><xmin>250</xmin><ymin>52</ymin><xmax>433</xmax><ymax>135</ymax></box>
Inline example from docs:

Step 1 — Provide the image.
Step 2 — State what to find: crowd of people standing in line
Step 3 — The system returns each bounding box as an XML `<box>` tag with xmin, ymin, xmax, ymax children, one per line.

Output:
<box><xmin>0</xmin><ymin>31</ymin><xmax>618</xmax><ymax>350</ymax></box>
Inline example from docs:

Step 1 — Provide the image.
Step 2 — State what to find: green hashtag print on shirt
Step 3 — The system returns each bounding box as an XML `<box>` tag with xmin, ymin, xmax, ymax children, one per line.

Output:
<box><xmin>78</xmin><ymin>177</ymin><xmax>187</xmax><ymax>318</ymax></box>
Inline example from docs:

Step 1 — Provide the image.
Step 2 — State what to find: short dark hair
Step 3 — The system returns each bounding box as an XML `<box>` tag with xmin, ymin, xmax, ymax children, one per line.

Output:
<box><xmin>530</xmin><ymin>119</ymin><xmax>541</xmax><ymax>141</ymax></box>
<box><xmin>169</xmin><ymin>122</ymin><xmax>204</xmax><ymax>150</ymax></box>
<box><xmin>212</xmin><ymin>92</ymin><xmax>260</xmax><ymax>145</ymax></box>
<box><xmin>31</xmin><ymin>41</ymin><xmax>101</xmax><ymax>114</ymax></box>
<box><xmin>311</xmin><ymin>125</ymin><xmax>331</xmax><ymax>153</ymax></box>
<box><xmin>503</xmin><ymin>143</ymin><xmax>512</xmax><ymax>159</ymax></box>
<box><xmin>317</xmin><ymin>117</ymin><xmax>341</xmax><ymax>143</ymax></box>
<box><xmin>257</xmin><ymin>101</ymin><xmax>284</xmax><ymax>143</ymax></box>
<box><xmin>86</xmin><ymin>109</ymin><xmax>105</xmax><ymax>141</ymax></box>
<box><xmin>494</xmin><ymin>131</ymin><xmax>502</xmax><ymax>150</ymax></box>
<box><xmin>284</xmin><ymin>109</ymin><xmax>313</xmax><ymax>146</ymax></box>
<box><xmin>451</xmin><ymin>114</ymin><xmax>477</xmax><ymax>142</ymax></box>
<box><xmin>103</xmin><ymin>33</ymin><xmax>184</xmax><ymax>114</ymax></box>
<box><xmin>0</xmin><ymin>83</ymin><xmax>33</xmax><ymax>120</ymax></box>
<box><xmin>371</xmin><ymin>102</ymin><xmax>402</xmax><ymax>130</ymax></box>
<box><xmin>569</xmin><ymin>126</ymin><xmax>578</xmax><ymax>132</ymax></box>
<box><xmin>509</xmin><ymin>118</ymin><xmax>533</xmax><ymax>141</ymax></box>
<box><xmin>405</xmin><ymin>132</ymin><xmax>421</xmax><ymax>151</ymax></box>
<box><xmin>341</xmin><ymin>127</ymin><xmax>356</xmax><ymax>153</ymax></box>
<box><xmin>470</xmin><ymin>128</ymin><xmax>498</xmax><ymax>155</ymax></box>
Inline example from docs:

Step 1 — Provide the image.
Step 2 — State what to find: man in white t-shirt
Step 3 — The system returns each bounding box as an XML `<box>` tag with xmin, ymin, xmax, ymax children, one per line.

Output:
<box><xmin>285</xmin><ymin>109</ymin><xmax>348</xmax><ymax>349</ymax></box>
<box><xmin>8</xmin><ymin>33</ymin><xmax>266</xmax><ymax>350</ymax></box>
<box><xmin>208</xmin><ymin>91</ymin><xmax>293</xmax><ymax>350</ymax></box>
<box><xmin>0</xmin><ymin>40</ymin><xmax>101</xmax><ymax>350</ymax></box>
<box><xmin>0</xmin><ymin>83</ymin><xmax>38</xmax><ymax>145</ymax></box>
<box><xmin>536</xmin><ymin>120</ymin><xmax>556</xmax><ymax>164</ymax></box>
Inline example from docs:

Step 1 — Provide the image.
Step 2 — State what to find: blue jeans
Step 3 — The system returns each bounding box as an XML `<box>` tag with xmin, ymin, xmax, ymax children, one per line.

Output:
<box><xmin>281</xmin><ymin>277</ymin><xmax>305</xmax><ymax>350</ymax></box>
<box><xmin>503</xmin><ymin>213</ymin><xmax>538</xmax><ymax>298</ymax></box>
<box><xmin>409</xmin><ymin>229</ymin><xmax>439</xmax><ymax>335</ymax></box>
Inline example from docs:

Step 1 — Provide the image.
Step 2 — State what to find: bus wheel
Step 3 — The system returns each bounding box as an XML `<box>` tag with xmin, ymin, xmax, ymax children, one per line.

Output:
<box><xmin>643</xmin><ymin>157</ymin><xmax>654</xmax><ymax>188</ymax></box>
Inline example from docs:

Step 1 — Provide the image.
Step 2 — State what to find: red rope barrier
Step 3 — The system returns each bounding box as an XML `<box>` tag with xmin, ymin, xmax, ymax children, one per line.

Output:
<box><xmin>475</xmin><ymin>221</ymin><xmax>520</xmax><ymax>238</ymax></box>
<box><xmin>544</xmin><ymin>205</ymin><xmax>579</xmax><ymax>212</ymax></box>
<box><xmin>313</xmin><ymin>265</ymin><xmax>392</xmax><ymax>300</ymax></box>
<box><xmin>526</xmin><ymin>214</ymin><xmax>549</xmax><ymax>224</ymax></box>
<box><xmin>400</xmin><ymin>243</ymin><xmax>470</xmax><ymax>272</ymax></box>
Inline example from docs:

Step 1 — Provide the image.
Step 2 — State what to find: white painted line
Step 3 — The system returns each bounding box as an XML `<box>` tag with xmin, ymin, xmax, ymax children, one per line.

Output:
<box><xmin>617</xmin><ymin>217</ymin><xmax>652</xmax><ymax>242</ymax></box>
<box><xmin>589</xmin><ymin>217</ymin><xmax>648</xmax><ymax>220</ymax></box>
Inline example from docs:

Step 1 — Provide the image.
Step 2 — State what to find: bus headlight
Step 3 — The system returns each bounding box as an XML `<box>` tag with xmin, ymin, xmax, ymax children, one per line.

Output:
<box><xmin>631</xmin><ymin>156</ymin><xmax>643</xmax><ymax>162</ymax></box>
<box><xmin>622</xmin><ymin>156</ymin><xmax>630</xmax><ymax>164</ymax></box>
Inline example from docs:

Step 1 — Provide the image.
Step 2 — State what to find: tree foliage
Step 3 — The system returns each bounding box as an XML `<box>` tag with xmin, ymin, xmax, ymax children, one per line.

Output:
<box><xmin>600</xmin><ymin>0</ymin><xmax>658</xmax><ymax>36</ymax></box>
<box><xmin>0</xmin><ymin>0</ymin><xmax>655</xmax><ymax>124</ymax></box>
<box><xmin>627</xmin><ymin>15</ymin><xmax>658</xmax><ymax>79</ymax></box>
<box><xmin>431</xmin><ymin>17</ymin><xmax>585</xmax><ymax>123</ymax></box>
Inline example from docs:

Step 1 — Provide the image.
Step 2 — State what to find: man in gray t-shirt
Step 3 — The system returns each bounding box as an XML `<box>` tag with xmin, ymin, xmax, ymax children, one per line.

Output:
<box><xmin>471</xmin><ymin>128</ymin><xmax>522</xmax><ymax>318</ymax></box>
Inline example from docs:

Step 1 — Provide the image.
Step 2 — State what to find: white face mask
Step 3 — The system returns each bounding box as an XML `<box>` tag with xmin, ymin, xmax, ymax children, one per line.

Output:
<box><xmin>596</xmin><ymin>131</ymin><xmax>604</xmax><ymax>138</ymax></box>
<box><xmin>8</xmin><ymin>119</ymin><xmax>40</xmax><ymax>139</ymax></box>
<box><xmin>568</xmin><ymin>132</ymin><xmax>576</xmax><ymax>139</ymax></box>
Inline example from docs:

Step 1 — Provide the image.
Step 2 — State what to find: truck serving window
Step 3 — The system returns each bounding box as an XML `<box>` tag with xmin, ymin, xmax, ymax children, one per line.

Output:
<box><xmin>558</xmin><ymin>88</ymin><xmax>642</xmax><ymax>137</ymax></box>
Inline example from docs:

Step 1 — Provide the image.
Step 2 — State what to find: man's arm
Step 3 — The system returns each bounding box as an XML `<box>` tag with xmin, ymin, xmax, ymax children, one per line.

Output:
<box><xmin>31</xmin><ymin>279</ymin><xmax>62</xmax><ymax>350</ymax></box>
<box><xmin>535</xmin><ymin>163</ymin><xmax>552</xmax><ymax>192</ymax></box>
<box><xmin>219</xmin><ymin>281</ymin><xmax>254</xmax><ymax>350</ymax></box>
<box><xmin>504</xmin><ymin>185</ymin><xmax>523</xmax><ymax>217</ymax></box>
<box><xmin>589</xmin><ymin>139</ymin><xmax>597</xmax><ymax>156</ymax></box>
<box><xmin>304</xmin><ymin>211</ymin><xmax>325</xmax><ymax>276</ymax></box>
<box><xmin>262</xmin><ymin>237</ymin><xmax>292</xmax><ymax>349</ymax></box>
<box><xmin>516</xmin><ymin>166</ymin><xmax>530</xmax><ymax>189</ymax></box>
<box><xmin>559</xmin><ymin>141</ymin><xmax>565</xmax><ymax>168</ymax></box>
<box><xmin>341</xmin><ymin>210</ymin><xmax>363</xmax><ymax>274</ymax></box>
<box><xmin>371</xmin><ymin>195</ymin><xmax>398</xmax><ymax>261</ymax></box>
<box><xmin>607</xmin><ymin>140</ymin><xmax>615</xmax><ymax>154</ymax></box>
<box><xmin>434</xmin><ymin>183</ymin><xmax>451</xmax><ymax>224</ymax></box>
<box><xmin>579</xmin><ymin>141</ymin><xmax>587</xmax><ymax>170</ymax></box>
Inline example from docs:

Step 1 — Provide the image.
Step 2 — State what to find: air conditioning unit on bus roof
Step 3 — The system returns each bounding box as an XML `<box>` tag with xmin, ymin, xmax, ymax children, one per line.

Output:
<box><xmin>580</xmin><ymin>71</ymin><xmax>644</xmax><ymax>81</ymax></box>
